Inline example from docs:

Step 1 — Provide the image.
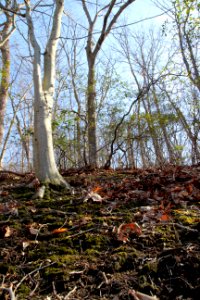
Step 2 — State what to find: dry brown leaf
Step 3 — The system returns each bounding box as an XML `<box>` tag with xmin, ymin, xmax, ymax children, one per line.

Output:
<box><xmin>29</xmin><ymin>227</ymin><xmax>40</xmax><ymax>235</ymax></box>
<box><xmin>0</xmin><ymin>191</ymin><xmax>9</xmax><ymax>197</ymax></box>
<box><xmin>52</xmin><ymin>228</ymin><xmax>67</xmax><ymax>234</ymax></box>
<box><xmin>28</xmin><ymin>223</ymin><xmax>42</xmax><ymax>235</ymax></box>
<box><xmin>92</xmin><ymin>186</ymin><xmax>103</xmax><ymax>193</ymax></box>
<box><xmin>178</xmin><ymin>190</ymin><xmax>189</xmax><ymax>198</ymax></box>
<box><xmin>84</xmin><ymin>191</ymin><xmax>103</xmax><ymax>203</ymax></box>
<box><xmin>22</xmin><ymin>240</ymin><xmax>39</xmax><ymax>250</ymax></box>
<box><xmin>3</xmin><ymin>226</ymin><xmax>13</xmax><ymax>237</ymax></box>
<box><xmin>116</xmin><ymin>222</ymin><xmax>142</xmax><ymax>243</ymax></box>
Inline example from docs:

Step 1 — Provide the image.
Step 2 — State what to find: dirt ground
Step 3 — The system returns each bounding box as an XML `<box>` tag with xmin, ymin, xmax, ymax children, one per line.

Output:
<box><xmin>0</xmin><ymin>164</ymin><xmax>199</xmax><ymax>300</ymax></box>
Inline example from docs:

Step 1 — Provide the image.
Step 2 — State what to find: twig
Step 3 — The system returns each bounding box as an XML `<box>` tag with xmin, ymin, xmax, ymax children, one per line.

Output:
<box><xmin>0</xmin><ymin>283</ymin><xmax>16</xmax><ymax>300</ymax></box>
<box><xmin>65</xmin><ymin>227</ymin><xmax>95</xmax><ymax>239</ymax></box>
<box><xmin>64</xmin><ymin>286</ymin><xmax>77</xmax><ymax>299</ymax></box>
<box><xmin>173</xmin><ymin>222</ymin><xmax>198</xmax><ymax>232</ymax></box>
<box><xmin>171</xmin><ymin>222</ymin><xmax>182</xmax><ymax>245</ymax></box>
<box><xmin>14</xmin><ymin>261</ymin><xmax>55</xmax><ymax>293</ymax></box>
<box><xmin>52</xmin><ymin>281</ymin><xmax>62</xmax><ymax>300</ymax></box>
<box><xmin>0</xmin><ymin>216</ymin><xmax>11</xmax><ymax>224</ymax></box>
<box><xmin>128</xmin><ymin>289</ymin><xmax>159</xmax><ymax>300</ymax></box>
<box><xmin>97</xmin><ymin>271</ymin><xmax>110</xmax><ymax>288</ymax></box>
<box><xmin>29</xmin><ymin>281</ymin><xmax>40</xmax><ymax>297</ymax></box>
<box><xmin>155</xmin><ymin>222</ymin><xmax>198</xmax><ymax>233</ymax></box>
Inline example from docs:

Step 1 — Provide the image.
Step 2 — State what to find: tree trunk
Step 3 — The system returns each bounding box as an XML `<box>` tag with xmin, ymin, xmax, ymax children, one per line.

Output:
<box><xmin>165</xmin><ymin>90</ymin><xmax>200</xmax><ymax>163</ymax></box>
<box><xmin>127</xmin><ymin>122</ymin><xmax>135</xmax><ymax>168</ymax></box>
<box><xmin>0</xmin><ymin>1</ymin><xmax>17</xmax><ymax>156</ymax></box>
<box><xmin>174</xmin><ymin>2</ymin><xmax>200</xmax><ymax>92</ymax></box>
<box><xmin>0</xmin><ymin>40</ymin><xmax>10</xmax><ymax>168</ymax></box>
<box><xmin>142</xmin><ymin>95</ymin><xmax>164</xmax><ymax>165</ymax></box>
<box><xmin>87</xmin><ymin>59</ymin><xmax>97</xmax><ymax>167</ymax></box>
<box><xmin>25</xmin><ymin>0</ymin><xmax>70</xmax><ymax>188</ymax></box>
<box><xmin>81</xmin><ymin>0</ymin><xmax>136</xmax><ymax>168</ymax></box>
<box><xmin>152</xmin><ymin>88</ymin><xmax>175</xmax><ymax>163</ymax></box>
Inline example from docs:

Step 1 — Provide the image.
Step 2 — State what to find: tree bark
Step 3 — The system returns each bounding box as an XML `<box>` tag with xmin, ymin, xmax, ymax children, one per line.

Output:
<box><xmin>0</xmin><ymin>40</ymin><xmax>10</xmax><ymax>149</ymax></box>
<box><xmin>152</xmin><ymin>88</ymin><xmax>175</xmax><ymax>163</ymax></box>
<box><xmin>25</xmin><ymin>0</ymin><xmax>70</xmax><ymax>187</ymax></box>
<box><xmin>87</xmin><ymin>58</ymin><xmax>97</xmax><ymax>167</ymax></box>
<box><xmin>82</xmin><ymin>0</ymin><xmax>136</xmax><ymax>168</ymax></box>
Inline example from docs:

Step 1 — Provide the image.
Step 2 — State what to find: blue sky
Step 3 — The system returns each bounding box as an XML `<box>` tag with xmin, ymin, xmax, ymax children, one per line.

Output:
<box><xmin>66</xmin><ymin>0</ymin><xmax>169</xmax><ymax>30</ymax></box>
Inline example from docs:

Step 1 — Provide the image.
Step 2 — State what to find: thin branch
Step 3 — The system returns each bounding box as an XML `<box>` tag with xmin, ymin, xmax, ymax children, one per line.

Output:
<box><xmin>0</xmin><ymin>3</ymin><xmax>25</xmax><ymax>17</ymax></box>
<box><xmin>104</xmin><ymin>76</ymin><xmax>164</xmax><ymax>169</ymax></box>
<box><xmin>81</xmin><ymin>0</ymin><xmax>92</xmax><ymax>25</ymax></box>
<box><xmin>61</xmin><ymin>10</ymin><xmax>170</xmax><ymax>41</ymax></box>
<box><xmin>94</xmin><ymin>0</ymin><xmax>136</xmax><ymax>56</ymax></box>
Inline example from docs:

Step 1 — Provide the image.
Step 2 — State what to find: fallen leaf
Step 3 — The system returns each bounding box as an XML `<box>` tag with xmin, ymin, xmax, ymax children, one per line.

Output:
<box><xmin>0</xmin><ymin>191</ymin><xmax>9</xmax><ymax>197</ymax></box>
<box><xmin>178</xmin><ymin>190</ymin><xmax>189</xmax><ymax>198</ymax></box>
<box><xmin>52</xmin><ymin>228</ymin><xmax>68</xmax><ymax>234</ymax></box>
<box><xmin>185</xmin><ymin>184</ymin><xmax>193</xmax><ymax>194</ymax></box>
<box><xmin>22</xmin><ymin>240</ymin><xmax>39</xmax><ymax>250</ymax></box>
<box><xmin>116</xmin><ymin>222</ymin><xmax>142</xmax><ymax>242</ymax></box>
<box><xmin>29</xmin><ymin>226</ymin><xmax>40</xmax><ymax>235</ymax></box>
<box><xmin>171</xmin><ymin>186</ymin><xmax>182</xmax><ymax>192</ymax></box>
<box><xmin>160</xmin><ymin>213</ymin><xmax>171</xmax><ymax>222</ymax></box>
<box><xmin>92</xmin><ymin>186</ymin><xmax>103</xmax><ymax>193</ymax></box>
<box><xmin>84</xmin><ymin>191</ymin><xmax>103</xmax><ymax>203</ymax></box>
<box><xmin>28</xmin><ymin>223</ymin><xmax>42</xmax><ymax>235</ymax></box>
<box><xmin>3</xmin><ymin>226</ymin><xmax>13</xmax><ymax>237</ymax></box>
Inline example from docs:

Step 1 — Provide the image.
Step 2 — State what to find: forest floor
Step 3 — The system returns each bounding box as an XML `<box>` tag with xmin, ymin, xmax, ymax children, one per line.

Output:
<box><xmin>0</xmin><ymin>165</ymin><xmax>199</xmax><ymax>300</ymax></box>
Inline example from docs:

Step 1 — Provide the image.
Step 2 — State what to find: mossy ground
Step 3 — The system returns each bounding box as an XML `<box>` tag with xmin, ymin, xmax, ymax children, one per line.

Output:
<box><xmin>0</xmin><ymin>166</ymin><xmax>199</xmax><ymax>299</ymax></box>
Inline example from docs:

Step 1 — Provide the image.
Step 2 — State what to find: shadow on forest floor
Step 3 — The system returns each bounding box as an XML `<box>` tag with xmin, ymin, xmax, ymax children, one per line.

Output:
<box><xmin>0</xmin><ymin>164</ymin><xmax>199</xmax><ymax>299</ymax></box>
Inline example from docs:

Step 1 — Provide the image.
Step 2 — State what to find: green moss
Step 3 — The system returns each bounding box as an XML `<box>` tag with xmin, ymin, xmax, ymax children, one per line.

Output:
<box><xmin>113</xmin><ymin>252</ymin><xmax>128</xmax><ymax>271</ymax></box>
<box><xmin>139</xmin><ymin>275</ymin><xmax>149</xmax><ymax>288</ymax></box>
<box><xmin>49</xmin><ymin>254</ymin><xmax>78</xmax><ymax>265</ymax></box>
<box><xmin>151</xmin><ymin>225</ymin><xmax>176</xmax><ymax>247</ymax></box>
<box><xmin>12</xmin><ymin>189</ymin><xmax>34</xmax><ymax>199</ymax></box>
<box><xmin>11</xmin><ymin>222</ymin><xmax>22</xmax><ymax>231</ymax></box>
<box><xmin>54</xmin><ymin>247</ymin><xmax>78</xmax><ymax>255</ymax></box>
<box><xmin>84</xmin><ymin>233</ymin><xmax>109</xmax><ymax>250</ymax></box>
<box><xmin>43</xmin><ymin>186</ymin><xmax>51</xmax><ymax>199</ymax></box>
<box><xmin>114</xmin><ymin>246</ymin><xmax>143</xmax><ymax>258</ymax></box>
<box><xmin>17</xmin><ymin>284</ymin><xmax>31</xmax><ymax>298</ymax></box>
<box><xmin>174</xmin><ymin>209</ymin><xmax>200</xmax><ymax>225</ymax></box>
<box><xmin>43</xmin><ymin>266</ymin><xmax>63</xmax><ymax>277</ymax></box>
<box><xmin>84</xmin><ymin>249</ymin><xmax>100</xmax><ymax>256</ymax></box>
<box><xmin>143</xmin><ymin>260</ymin><xmax>158</xmax><ymax>273</ymax></box>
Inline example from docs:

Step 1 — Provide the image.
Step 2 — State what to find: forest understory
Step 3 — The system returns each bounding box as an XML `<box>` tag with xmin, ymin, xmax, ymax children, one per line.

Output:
<box><xmin>0</xmin><ymin>164</ymin><xmax>199</xmax><ymax>300</ymax></box>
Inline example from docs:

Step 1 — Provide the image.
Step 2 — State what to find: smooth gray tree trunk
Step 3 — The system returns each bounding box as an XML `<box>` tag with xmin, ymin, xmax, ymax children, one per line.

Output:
<box><xmin>25</xmin><ymin>0</ymin><xmax>70</xmax><ymax>187</ymax></box>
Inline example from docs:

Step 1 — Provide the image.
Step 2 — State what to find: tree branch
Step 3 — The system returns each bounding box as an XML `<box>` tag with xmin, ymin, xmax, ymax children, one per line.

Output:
<box><xmin>93</xmin><ymin>0</ymin><xmax>135</xmax><ymax>56</ymax></box>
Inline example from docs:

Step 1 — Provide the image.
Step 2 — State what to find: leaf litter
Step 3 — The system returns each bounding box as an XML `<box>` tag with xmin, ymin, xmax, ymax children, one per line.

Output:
<box><xmin>0</xmin><ymin>164</ymin><xmax>199</xmax><ymax>299</ymax></box>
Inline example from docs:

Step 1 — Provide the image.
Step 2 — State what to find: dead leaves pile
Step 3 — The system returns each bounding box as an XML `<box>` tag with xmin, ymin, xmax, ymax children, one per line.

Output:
<box><xmin>0</xmin><ymin>164</ymin><xmax>199</xmax><ymax>299</ymax></box>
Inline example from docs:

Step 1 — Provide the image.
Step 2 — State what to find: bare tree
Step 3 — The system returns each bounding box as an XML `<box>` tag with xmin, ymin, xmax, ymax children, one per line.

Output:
<box><xmin>173</xmin><ymin>0</ymin><xmax>200</xmax><ymax>92</ymax></box>
<box><xmin>160</xmin><ymin>82</ymin><xmax>200</xmax><ymax>163</ymax></box>
<box><xmin>0</xmin><ymin>1</ymin><xmax>19</xmax><ymax>168</ymax></box>
<box><xmin>24</xmin><ymin>0</ymin><xmax>70</xmax><ymax>187</ymax></box>
<box><xmin>61</xmin><ymin>30</ymin><xmax>87</xmax><ymax>168</ymax></box>
<box><xmin>116</xmin><ymin>29</ymin><xmax>174</xmax><ymax>165</ymax></box>
<box><xmin>80</xmin><ymin>0</ymin><xmax>136</xmax><ymax>167</ymax></box>
<box><xmin>155</xmin><ymin>0</ymin><xmax>200</xmax><ymax>92</ymax></box>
